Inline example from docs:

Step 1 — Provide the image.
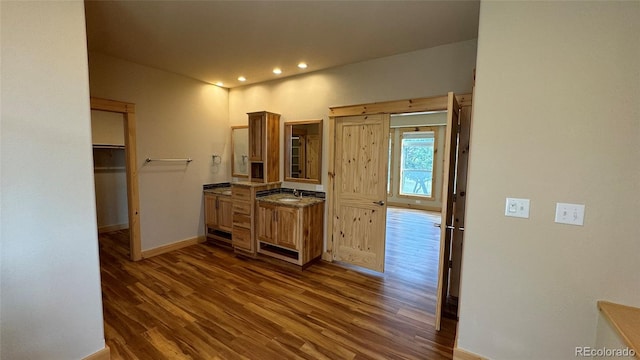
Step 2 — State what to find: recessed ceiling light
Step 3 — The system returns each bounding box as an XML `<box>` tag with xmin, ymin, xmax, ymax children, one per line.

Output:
<box><xmin>297</xmin><ymin>62</ymin><xmax>308</xmax><ymax>69</ymax></box>
<box><xmin>273</xmin><ymin>68</ymin><xmax>282</xmax><ymax>75</ymax></box>
<box><xmin>238</xmin><ymin>76</ymin><xmax>246</xmax><ymax>82</ymax></box>
<box><xmin>215</xmin><ymin>82</ymin><xmax>224</xmax><ymax>87</ymax></box>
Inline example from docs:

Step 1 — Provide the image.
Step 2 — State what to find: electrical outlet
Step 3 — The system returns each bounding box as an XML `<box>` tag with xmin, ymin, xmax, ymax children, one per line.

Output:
<box><xmin>555</xmin><ymin>203</ymin><xmax>585</xmax><ymax>226</ymax></box>
<box><xmin>505</xmin><ymin>198</ymin><xmax>530</xmax><ymax>219</ymax></box>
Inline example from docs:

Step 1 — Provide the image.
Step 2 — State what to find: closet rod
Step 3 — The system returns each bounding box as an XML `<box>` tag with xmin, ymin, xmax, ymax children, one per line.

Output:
<box><xmin>145</xmin><ymin>157</ymin><xmax>192</xmax><ymax>163</ymax></box>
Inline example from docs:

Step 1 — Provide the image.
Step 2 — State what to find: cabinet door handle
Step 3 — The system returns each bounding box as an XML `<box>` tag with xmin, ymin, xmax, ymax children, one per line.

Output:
<box><xmin>373</xmin><ymin>200</ymin><xmax>385</xmax><ymax>206</ymax></box>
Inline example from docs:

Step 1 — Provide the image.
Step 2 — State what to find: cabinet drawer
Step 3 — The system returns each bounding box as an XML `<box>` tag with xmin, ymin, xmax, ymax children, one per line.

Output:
<box><xmin>232</xmin><ymin>227</ymin><xmax>251</xmax><ymax>250</ymax></box>
<box><xmin>233</xmin><ymin>213</ymin><xmax>251</xmax><ymax>229</ymax></box>
<box><xmin>232</xmin><ymin>186</ymin><xmax>251</xmax><ymax>202</ymax></box>
<box><xmin>232</xmin><ymin>201</ymin><xmax>251</xmax><ymax>215</ymax></box>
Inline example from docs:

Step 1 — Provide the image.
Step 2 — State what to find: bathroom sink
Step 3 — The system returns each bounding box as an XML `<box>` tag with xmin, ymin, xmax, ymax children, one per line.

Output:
<box><xmin>279</xmin><ymin>198</ymin><xmax>301</xmax><ymax>203</ymax></box>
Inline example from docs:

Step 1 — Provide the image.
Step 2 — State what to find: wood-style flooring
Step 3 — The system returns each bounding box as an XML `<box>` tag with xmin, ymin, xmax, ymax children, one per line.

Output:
<box><xmin>99</xmin><ymin>207</ymin><xmax>455</xmax><ymax>359</ymax></box>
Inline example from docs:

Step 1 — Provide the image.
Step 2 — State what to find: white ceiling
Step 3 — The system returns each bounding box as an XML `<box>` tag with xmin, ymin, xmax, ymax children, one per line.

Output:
<box><xmin>84</xmin><ymin>1</ymin><xmax>480</xmax><ymax>88</ymax></box>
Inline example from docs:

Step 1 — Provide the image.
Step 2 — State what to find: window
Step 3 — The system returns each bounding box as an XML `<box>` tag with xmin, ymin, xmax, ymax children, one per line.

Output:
<box><xmin>399</xmin><ymin>127</ymin><xmax>436</xmax><ymax>198</ymax></box>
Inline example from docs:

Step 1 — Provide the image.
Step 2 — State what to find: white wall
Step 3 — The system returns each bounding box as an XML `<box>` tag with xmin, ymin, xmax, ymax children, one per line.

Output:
<box><xmin>458</xmin><ymin>1</ymin><xmax>640</xmax><ymax>359</ymax></box>
<box><xmin>88</xmin><ymin>52</ymin><xmax>229</xmax><ymax>251</ymax></box>
<box><xmin>1</xmin><ymin>1</ymin><xmax>106</xmax><ymax>359</ymax></box>
<box><xmin>91</xmin><ymin>110</ymin><xmax>125</xmax><ymax>146</ymax></box>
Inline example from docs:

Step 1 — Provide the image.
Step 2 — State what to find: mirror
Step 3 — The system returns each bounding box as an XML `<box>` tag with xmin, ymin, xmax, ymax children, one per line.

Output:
<box><xmin>231</xmin><ymin>126</ymin><xmax>249</xmax><ymax>177</ymax></box>
<box><xmin>285</xmin><ymin>120</ymin><xmax>322</xmax><ymax>184</ymax></box>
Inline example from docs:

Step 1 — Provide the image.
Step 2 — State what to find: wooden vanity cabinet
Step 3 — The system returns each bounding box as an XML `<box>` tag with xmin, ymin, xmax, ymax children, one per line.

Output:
<box><xmin>248</xmin><ymin>111</ymin><xmax>280</xmax><ymax>183</ymax></box>
<box><xmin>256</xmin><ymin>201</ymin><xmax>324</xmax><ymax>267</ymax></box>
<box><xmin>217</xmin><ymin>197</ymin><xmax>233</xmax><ymax>232</ymax></box>
<box><xmin>231</xmin><ymin>182</ymin><xmax>280</xmax><ymax>256</ymax></box>
<box><xmin>204</xmin><ymin>193</ymin><xmax>233</xmax><ymax>245</ymax></box>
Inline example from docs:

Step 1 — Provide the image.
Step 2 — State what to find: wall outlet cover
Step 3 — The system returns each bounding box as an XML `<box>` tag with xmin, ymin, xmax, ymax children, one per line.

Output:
<box><xmin>505</xmin><ymin>198</ymin><xmax>530</xmax><ymax>219</ymax></box>
<box><xmin>555</xmin><ymin>203</ymin><xmax>585</xmax><ymax>226</ymax></box>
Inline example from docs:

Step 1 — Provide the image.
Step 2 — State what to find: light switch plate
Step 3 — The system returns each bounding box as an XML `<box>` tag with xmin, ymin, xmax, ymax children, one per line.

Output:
<box><xmin>505</xmin><ymin>198</ymin><xmax>530</xmax><ymax>218</ymax></box>
<box><xmin>555</xmin><ymin>203</ymin><xmax>585</xmax><ymax>226</ymax></box>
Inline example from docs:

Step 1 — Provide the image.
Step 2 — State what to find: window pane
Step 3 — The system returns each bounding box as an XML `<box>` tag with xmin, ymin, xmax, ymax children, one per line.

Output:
<box><xmin>400</xmin><ymin>133</ymin><xmax>434</xmax><ymax>197</ymax></box>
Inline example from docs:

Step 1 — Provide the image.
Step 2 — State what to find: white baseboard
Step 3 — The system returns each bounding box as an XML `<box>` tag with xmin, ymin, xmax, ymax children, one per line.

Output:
<box><xmin>141</xmin><ymin>236</ymin><xmax>205</xmax><ymax>258</ymax></box>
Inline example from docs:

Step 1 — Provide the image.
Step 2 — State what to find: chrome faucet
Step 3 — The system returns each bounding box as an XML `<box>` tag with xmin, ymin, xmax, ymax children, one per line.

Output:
<box><xmin>292</xmin><ymin>189</ymin><xmax>302</xmax><ymax>198</ymax></box>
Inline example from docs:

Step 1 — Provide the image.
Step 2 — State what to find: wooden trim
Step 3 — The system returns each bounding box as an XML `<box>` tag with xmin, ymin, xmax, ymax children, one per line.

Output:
<box><xmin>329</xmin><ymin>93</ymin><xmax>471</xmax><ymax>117</ymax></box>
<box><xmin>325</xmin><ymin>116</ymin><xmax>336</xmax><ymax>261</ymax></box>
<box><xmin>82</xmin><ymin>345</ymin><xmax>110</xmax><ymax>360</ymax></box>
<box><xmin>388</xmin><ymin>128</ymin><xmax>394</xmax><ymax>196</ymax></box>
<box><xmin>453</xmin><ymin>347</ymin><xmax>488</xmax><ymax>360</ymax></box>
<box><xmin>98</xmin><ymin>223</ymin><xmax>128</xmax><ymax>234</ymax></box>
<box><xmin>91</xmin><ymin>97</ymin><xmax>142</xmax><ymax>261</ymax></box>
<box><xmin>141</xmin><ymin>236</ymin><xmax>205</xmax><ymax>259</ymax></box>
<box><xmin>387</xmin><ymin>202</ymin><xmax>441</xmax><ymax>212</ymax></box>
<box><xmin>321</xmin><ymin>251</ymin><xmax>333</xmax><ymax>262</ymax></box>
<box><xmin>90</xmin><ymin>97</ymin><xmax>134</xmax><ymax>114</ymax></box>
<box><xmin>598</xmin><ymin>301</ymin><xmax>640</xmax><ymax>357</ymax></box>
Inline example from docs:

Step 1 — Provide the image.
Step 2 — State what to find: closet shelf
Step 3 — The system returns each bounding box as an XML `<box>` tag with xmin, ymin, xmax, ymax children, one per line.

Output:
<box><xmin>94</xmin><ymin>166</ymin><xmax>126</xmax><ymax>171</ymax></box>
<box><xmin>93</xmin><ymin>144</ymin><xmax>125</xmax><ymax>149</ymax></box>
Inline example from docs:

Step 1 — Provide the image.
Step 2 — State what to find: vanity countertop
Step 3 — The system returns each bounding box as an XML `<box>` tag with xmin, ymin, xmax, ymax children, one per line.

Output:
<box><xmin>232</xmin><ymin>181</ymin><xmax>282</xmax><ymax>188</ymax></box>
<box><xmin>204</xmin><ymin>187</ymin><xmax>232</xmax><ymax>196</ymax></box>
<box><xmin>257</xmin><ymin>193</ymin><xmax>325</xmax><ymax>208</ymax></box>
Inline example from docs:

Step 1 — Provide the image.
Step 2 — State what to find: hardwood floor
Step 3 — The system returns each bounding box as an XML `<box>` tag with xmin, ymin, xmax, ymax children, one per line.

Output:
<box><xmin>99</xmin><ymin>207</ymin><xmax>455</xmax><ymax>359</ymax></box>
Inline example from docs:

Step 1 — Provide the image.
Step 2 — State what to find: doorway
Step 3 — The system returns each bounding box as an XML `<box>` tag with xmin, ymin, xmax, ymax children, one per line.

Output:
<box><xmin>90</xmin><ymin>97</ymin><xmax>142</xmax><ymax>261</ymax></box>
<box><xmin>92</xmin><ymin>111</ymin><xmax>128</xmax><ymax>235</ymax></box>
<box><xmin>326</xmin><ymin>93</ymin><xmax>472</xmax><ymax>330</ymax></box>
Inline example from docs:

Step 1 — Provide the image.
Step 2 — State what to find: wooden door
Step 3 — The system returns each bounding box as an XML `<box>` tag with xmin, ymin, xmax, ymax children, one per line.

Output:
<box><xmin>277</xmin><ymin>206</ymin><xmax>300</xmax><ymax>250</ymax></box>
<box><xmin>204</xmin><ymin>195</ymin><xmax>218</xmax><ymax>227</ymax></box>
<box><xmin>435</xmin><ymin>93</ymin><xmax>460</xmax><ymax>330</ymax></box>
<box><xmin>449</xmin><ymin>99</ymin><xmax>473</xmax><ymax>300</ymax></box>
<box><xmin>218</xmin><ymin>196</ymin><xmax>234</xmax><ymax>233</ymax></box>
<box><xmin>332</xmin><ymin>114</ymin><xmax>390</xmax><ymax>272</ymax></box>
<box><xmin>248</xmin><ymin>113</ymin><xmax>263</xmax><ymax>161</ymax></box>
<box><xmin>257</xmin><ymin>202</ymin><xmax>276</xmax><ymax>244</ymax></box>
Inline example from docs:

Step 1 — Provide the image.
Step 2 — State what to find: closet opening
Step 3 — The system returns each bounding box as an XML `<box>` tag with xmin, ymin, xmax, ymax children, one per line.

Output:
<box><xmin>90</xmin><ymin>97</ymin><xmax>142</xmax><ymax>261</ymax></box>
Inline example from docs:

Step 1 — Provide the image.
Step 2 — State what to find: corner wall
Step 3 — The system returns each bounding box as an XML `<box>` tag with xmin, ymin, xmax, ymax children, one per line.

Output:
<box><xmin>458</xmin><ymin>2</ymin><xmax>640</xmax><ymax>359</ymax></box>
<box><xmin>1</xmin><ymin>1</ymin><xmax>106</xmax><ymax>358</ymax></box>
<box><xmin>88</xmin><ymin>52</ymin><xmax>229</xmax><ymax>251</ymax></box>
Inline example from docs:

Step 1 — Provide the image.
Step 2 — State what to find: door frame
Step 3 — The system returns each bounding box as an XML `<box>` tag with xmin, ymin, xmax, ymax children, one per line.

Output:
<box><xmin>326</xmin><ymin>93</ymin><xmax>471</xmax><ymax>258</ymax></box>
<box><xmin>90</xmin><ymin>97</ymin><xmax>142</xmax><ymax>261</ymax></box>
<box><xmin>325</xmin><ymin>92</ymin><xmax>472</xmax><ymax>323</ymax></box>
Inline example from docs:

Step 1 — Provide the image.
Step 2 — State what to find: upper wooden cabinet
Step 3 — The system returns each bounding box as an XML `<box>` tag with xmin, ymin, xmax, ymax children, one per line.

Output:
<box><xmin>248</xmin><ymin>111</ymin><xmax>280</xmax><ymax>183</ymax></box>
<box><xmin>248</xmin><ymin>114</ymin><xmax>264</xmax><ymax>161</ymax></box>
